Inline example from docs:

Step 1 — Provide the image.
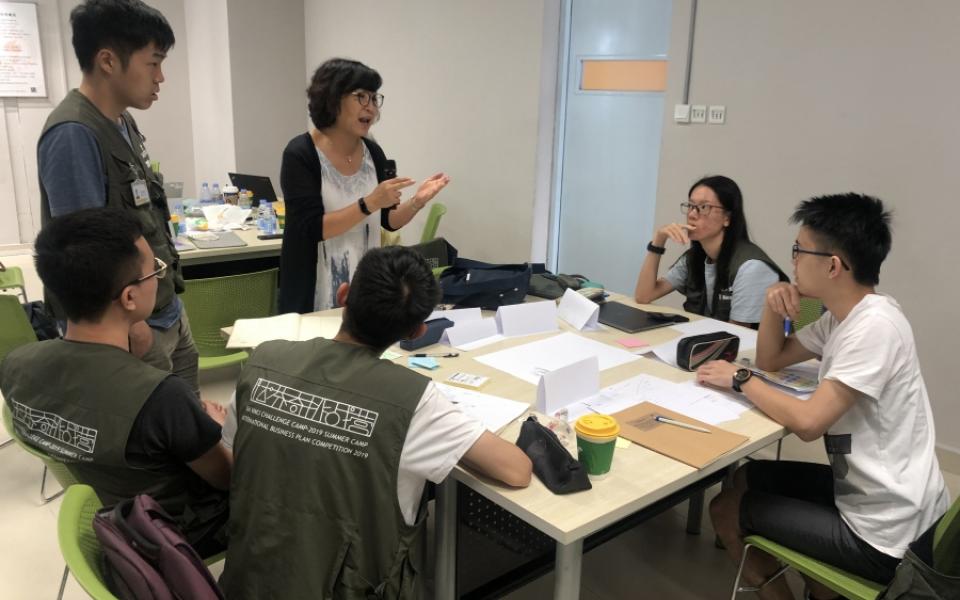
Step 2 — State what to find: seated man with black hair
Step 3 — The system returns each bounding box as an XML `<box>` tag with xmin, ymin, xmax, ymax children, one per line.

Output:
<box><xmin>0</xmin><ymin>208</ymin><xmax>231</xmax><ymax>557</ymax></box>
<box><xmin>220</xmin><ymin>246</ymin><xmax>532</xmax><ymax>599</ymax></box>
<box><xmin>698</xmin><ymin>194</ymin><xmax>949</xmax><ymax>599</ymax></box>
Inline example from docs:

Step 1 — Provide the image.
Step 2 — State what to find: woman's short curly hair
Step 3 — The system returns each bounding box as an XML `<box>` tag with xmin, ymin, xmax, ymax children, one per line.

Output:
<box><xmin>307</xmin><ymin>58</ymin><xmax>382</xmax><ymax>130</ymax></box>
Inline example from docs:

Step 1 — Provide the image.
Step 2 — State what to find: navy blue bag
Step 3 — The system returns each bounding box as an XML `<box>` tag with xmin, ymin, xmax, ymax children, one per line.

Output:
<box><xmin>439</xmin><ymin>259</ymin><xmax>532</xmax><ymax>309</ymax></box>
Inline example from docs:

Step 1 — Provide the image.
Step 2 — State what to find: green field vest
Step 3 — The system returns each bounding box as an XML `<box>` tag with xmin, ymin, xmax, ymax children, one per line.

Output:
<box><xmin>222</xmin><ymin>338</ymin><xmax>430</xmax><ymax>600</ymax></box>
<box><xmin>0</xmin><ymin>340</ymin><xmax>213</xmax><ymax>519</ymax></box>
<box><xmin>680</xmin><ymin>239</ymin><xmax>788</xmax><ymax>323</ymax></box>
<box><xmin>38</xmin><ymin>89</ymin><xmax>184</xmax><ymax>319</ymax></box>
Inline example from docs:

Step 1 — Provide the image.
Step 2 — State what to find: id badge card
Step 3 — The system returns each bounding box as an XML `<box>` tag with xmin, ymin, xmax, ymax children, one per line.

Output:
<box><xmin>132</xmin><ymin>178</ymin><xmax>150</xmax><ymax>206</ymax></box>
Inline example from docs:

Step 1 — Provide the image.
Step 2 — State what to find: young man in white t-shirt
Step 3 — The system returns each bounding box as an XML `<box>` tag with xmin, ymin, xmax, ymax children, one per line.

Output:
<box><xmin>697</xmin><ymin>193</ymin><xmax>949</xmax><ymax>600</ymax></box>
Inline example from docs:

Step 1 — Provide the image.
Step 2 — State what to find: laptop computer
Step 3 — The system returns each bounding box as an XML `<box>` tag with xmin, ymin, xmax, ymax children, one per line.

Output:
<box><xmin>228</xmin><ymin>173</ymin><xmax>278</xmax><ymax>203</ymax></box>
<box><xmin>598</xmin><ymin>301</ymin><xmax>689</xmax><ymax>333</ymax></box>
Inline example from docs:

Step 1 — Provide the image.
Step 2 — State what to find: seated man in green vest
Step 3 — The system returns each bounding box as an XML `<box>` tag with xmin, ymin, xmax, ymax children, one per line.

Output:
<box><xmin>220</xmin><ymin>246</ymin><xmax>533</xmax><ymax>599</ymax></box>
<box><xmin>0</xmin><ymin>208</ymin><xmax>231</xmax><ymax>557</ymax></box>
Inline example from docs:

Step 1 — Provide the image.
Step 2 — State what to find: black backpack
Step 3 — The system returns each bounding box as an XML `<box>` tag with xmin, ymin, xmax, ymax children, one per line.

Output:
<box><xmin>439</xmin><ymin>258</ymin><xmax>532</xmax><ymax>309</ymax></box>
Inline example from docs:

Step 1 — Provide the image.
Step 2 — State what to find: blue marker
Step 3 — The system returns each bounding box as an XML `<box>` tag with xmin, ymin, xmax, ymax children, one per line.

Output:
<box><xmin>783</xmin><ymin>318</ymin><xmax>791</xmax><ymax>337</ymax></box>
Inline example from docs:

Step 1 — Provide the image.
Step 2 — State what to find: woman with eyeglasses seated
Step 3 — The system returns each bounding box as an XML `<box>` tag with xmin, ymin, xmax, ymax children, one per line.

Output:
<box><xmin>278</xmin><ymin>58</ymin><xmax>450</xmax><ymax>313</ymax></box>
<box><xmin>634</xmin><ymin>175</ymin><xmax>788</xmax><ymax>328</ymax></box>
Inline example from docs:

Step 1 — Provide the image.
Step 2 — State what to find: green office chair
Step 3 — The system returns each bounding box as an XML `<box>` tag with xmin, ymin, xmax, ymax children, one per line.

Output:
<box><xmin>3</xmin><ymin>402</ymin><xmax>79</xmax><ymax>503</ymax></box>
<box><xmin>420</xmin><ymin>202</ymin><xmax>447</xmax><ymax>243</ymax></box>
<box><xmin>0</xmin><ymin>294</ymin><xmax>37</xmax><ymax>450</ymax></box>
<box><xmin>179</xmin><ymin>268</ymin><xmax>278</xmax><ymax>370</ymax></box>
<box><xmin>792</xmin><ymin>297</ymin><xmax>824</xmax><ymax>332</ymax></box>
<box><xmin>730</xmin><ymin>495</ymin><xmax>960</xmax><ymax>599</ymax></box>
<box><xmin>0</xmin><ymin>262</ymin><xmax>28</xmax><ymax>302</ymax></box>
<box><xmin>57</xmin><ymin>484</ymin><xmax>227</xmax><ymax>600</ymax></box>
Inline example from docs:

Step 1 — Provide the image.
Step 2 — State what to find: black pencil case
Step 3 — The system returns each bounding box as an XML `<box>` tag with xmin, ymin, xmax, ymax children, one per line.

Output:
<box><xmin>676</xmin><ymin>331</ymin><xmax>739</xmax><ymax>371</ymax></box>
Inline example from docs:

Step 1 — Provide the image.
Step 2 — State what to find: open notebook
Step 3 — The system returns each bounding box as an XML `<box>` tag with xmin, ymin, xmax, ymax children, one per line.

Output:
<box><xmin>226</xmin><ymin>313</ymin><xmax>342</xmax><ymax>349</ymax></box>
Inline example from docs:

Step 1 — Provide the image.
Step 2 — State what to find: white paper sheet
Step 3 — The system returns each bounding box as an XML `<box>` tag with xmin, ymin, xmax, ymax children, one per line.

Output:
<box><xmin>443</xmin><ymin>317</ymin><xmax>501</xmax><ymax>350</ymax></box>
<box><xmin>557</xmin><ymin>288</ymin><xmax>600</xmax><ymax>330</ymax></box>
<box><xmin>435</xmin><ymin>383</ymin><xmax>529</xmax><ymax>434</ymax></box>
<box><xmin>201</xmin><ymin>204</ymin><xmax>251</xmax><ymax>230</ymax></box>
<box><xmin>474</xmin><ymin>331</ymin><xmax>641</xmax><ymax>385</ymax></box>
<box><xmin>226</xmin><ymin>313</ymin><xmax>341</xmax><ymax>348</ymax></box>
<box><xmin>427</xmin><ymin>307</ymin><xmax>482</xmax><ymax>324</ymax></box>
<box><xmin>496</xmin><ymin>301</ymin><xmax>559</xmax><ymax>337</ymax></box>
<box><xmin>650</xmin><ymin>318</ymin><xmax>758</xmax><ymax>368</ymax></box>
<box><xmin>536</xmin><ymin>356</ymin><xmax>599</xmax><ymax>414</ymax></box>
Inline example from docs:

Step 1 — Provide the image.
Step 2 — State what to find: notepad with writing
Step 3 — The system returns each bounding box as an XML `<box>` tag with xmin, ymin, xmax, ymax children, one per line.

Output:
<box><xmin>226</xmin><ymin>313</ymin><xmax>342</xmax><ymax>349</ymax></box>
<box><xmin>611</xmin><ymin>401</ymin><xmax>748</xmax><ymax>469</ymax></box>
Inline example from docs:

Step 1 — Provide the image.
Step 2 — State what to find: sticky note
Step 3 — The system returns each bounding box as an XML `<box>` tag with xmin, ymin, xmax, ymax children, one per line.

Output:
<box><xmin>408</xmin><ymin>356</ymin><xmax>439</xmax><ymax>370</ymax></box>
<box><xmin>616</xmin><ymin>338</ymin><xmax>649</xmax><ymax>349</ymax></box>
<box><xmin>381</xmin><ymin>350</ymin><xmax>402</xmax><ymax>360</ymax></box>
<box><xmin>616</xmin><ymin>437</ymin><xmax>632</xmax><ymax>449</ymax></box>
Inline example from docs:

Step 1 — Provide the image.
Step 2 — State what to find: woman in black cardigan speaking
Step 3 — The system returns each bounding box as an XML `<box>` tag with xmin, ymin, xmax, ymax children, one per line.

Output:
<box><xmin>278</xmin><ymin>58</ymin><xmax>450</xmax><ymax>313</ymax></box>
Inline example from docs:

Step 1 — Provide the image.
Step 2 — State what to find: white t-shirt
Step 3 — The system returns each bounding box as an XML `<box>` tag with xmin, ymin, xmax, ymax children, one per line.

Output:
<box><xmin>796</xmin><ymin>294</ymin><xmax>949</xmax><ymax>556</ymax></box>
<box><xmin>313</xmin><ymin>145</ymin><xmax>380</xmax><ymax>311</ymax></box>
<box><xmin>221</xmin><ymin>381</ymin><xmax>484</xmax><ymax>526</ymax></box>
<box><xmin>665</xmin><ymin>257</ymin><xmax>779</xmax><ymax>323</ymax></box>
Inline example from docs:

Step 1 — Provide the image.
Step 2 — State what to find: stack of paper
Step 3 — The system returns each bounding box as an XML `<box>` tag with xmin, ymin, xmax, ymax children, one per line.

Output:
<box><xmin>435</xmin><ymin>383</ymin><xmax>529</xmax><ymax>434</ymax></box>
<box><xmin>226</xmin><ymin>313</ymin><xmax>342</xmax><ymax>349</ymax></box>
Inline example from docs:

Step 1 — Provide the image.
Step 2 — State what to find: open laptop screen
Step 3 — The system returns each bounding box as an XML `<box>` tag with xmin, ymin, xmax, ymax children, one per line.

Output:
<box><xmin>228</xmin><ymin>173</ymin><xmax>278</xmax><ymax>203</ymax></box>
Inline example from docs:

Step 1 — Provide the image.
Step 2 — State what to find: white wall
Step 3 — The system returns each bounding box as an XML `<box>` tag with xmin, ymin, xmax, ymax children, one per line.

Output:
<box><xmin>303</xmin><ymin>0</ymin><xmax>547</xmax><ymax>262</ymax></box>
<box><xmin>656</xmin><ymin>1</ymin><xmax>960</xmax><ymax>451</ymax></box>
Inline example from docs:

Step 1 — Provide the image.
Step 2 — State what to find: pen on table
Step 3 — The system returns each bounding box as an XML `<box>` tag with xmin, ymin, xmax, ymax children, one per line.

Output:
<box><xmin>654</xmin><ymin>415</ymin><xmax>711</xmax><ymax>434</ymax></box>
<box><xmin>411</xmin><ymin>352</ymin><xmax>459</xmax><ymax>358</ymax></box>
<box><xmin>783</xmin><ymin>318</ymin><xmax>791</xmax><ymax>337</ymax></box>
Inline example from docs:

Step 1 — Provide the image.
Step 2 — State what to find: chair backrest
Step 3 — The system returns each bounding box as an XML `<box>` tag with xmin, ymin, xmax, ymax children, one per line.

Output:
<box><xmin>934</xmin><ymin>494</ymin><xmax>960</xmax><ymax>575</ymax></box>
<box><xmin>793</xmin><ymin>297</ymin><xmax>824</xmax><ymax>331</ymax></box>
<box><xmin>420</xmin><ymin>202</ymin><xmax>447</xmax><ymax>243</ymax></box>
<box><xmin>2</xmin><ymin>402</ymin><xmax>80</xmax><ymax>490</ymax></box>
<box><xmin>58</xmin><ymin>484</ymin><xmax>120</xmax><ymax>600</ymax></box>
<box><xmin>0</xmin><ymin>293</ymin><xmax>37</xmax><ymax>363</ymax></box>
<box><xmin>179</xmin><ymin>268</ymin><xmax>278</xmax><ymax>357</ymax></box>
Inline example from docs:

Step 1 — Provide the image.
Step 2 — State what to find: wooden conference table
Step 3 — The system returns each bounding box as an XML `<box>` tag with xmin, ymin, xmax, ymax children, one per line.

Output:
<box><xmin>411</xmin><ymin>294</ymin><xmax>785</xmax><ymax>600</ymax></box>
<box><xmin>231</xmin><ymin>294</ymin><xmax>787</xmax><ymax>599</ymax></box>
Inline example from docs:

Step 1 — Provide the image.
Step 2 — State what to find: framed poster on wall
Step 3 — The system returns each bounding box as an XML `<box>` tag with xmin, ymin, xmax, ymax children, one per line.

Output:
<box><xmin>0</xmin><ymin>2</ymin><xmax>45</xmax><ymax>97</ymax></box>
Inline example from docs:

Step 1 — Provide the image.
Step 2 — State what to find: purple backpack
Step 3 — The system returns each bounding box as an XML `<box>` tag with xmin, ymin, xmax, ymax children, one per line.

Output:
<box><xmin>92</xmin><ymin>494</ymin><xmax>224</xmax><ymax>600</ymax></box>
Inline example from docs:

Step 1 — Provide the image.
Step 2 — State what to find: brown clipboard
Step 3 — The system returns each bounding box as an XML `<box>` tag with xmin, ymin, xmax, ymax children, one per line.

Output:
<box><xmin>611</xmin><ymin>401</ymin><xmax>749</xmax><ymax>469</ymax></box>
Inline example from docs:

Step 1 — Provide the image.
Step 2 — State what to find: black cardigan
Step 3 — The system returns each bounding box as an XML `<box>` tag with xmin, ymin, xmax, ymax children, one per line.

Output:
<box><xmin>277</xmin><ymin>133</ymin><xmax>395</xmax><ymax>314</ymax></box>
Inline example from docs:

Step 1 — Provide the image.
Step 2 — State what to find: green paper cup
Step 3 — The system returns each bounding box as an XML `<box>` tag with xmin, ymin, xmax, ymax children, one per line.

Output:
<box><xmin>575</xmin><ymin>414</ymin><xmax>620</xmax><ymax>477</ymax></box>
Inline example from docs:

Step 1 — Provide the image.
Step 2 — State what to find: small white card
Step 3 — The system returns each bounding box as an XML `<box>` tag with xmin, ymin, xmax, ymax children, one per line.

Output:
<box><xmin>558</xmin><ymin>288</ymin><xmax>600</xmax><ymax>330</ymax></box>
<box><xmin>443</xmin><ymin>317</ymin><xmax>500</xmax><ymax>349</ymax></box>
<box><xmin>536</xmin><ymin>355</ymin><xmax>600</xmax><ymax>415</ymax></box>
<box><xmin>427</xmin><ymin>307</ymin><xmax>482</xmax><ymax>324</ymax></box>
<box><xmin>496</xmin><ymin>301</ymin><xmax>558</xmax><ymax>337</ymax></box>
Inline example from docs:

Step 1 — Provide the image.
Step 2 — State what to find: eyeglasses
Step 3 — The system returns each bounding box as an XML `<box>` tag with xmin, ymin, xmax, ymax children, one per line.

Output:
<box><xmin>791</xmin><ymin>243</ymin><xmax>850</xmax><ymax>270</ymax></box>
<box><xmin>114</xmin><ymin>257</ymin><xmax>167</xmax><ymax>299</ymax></box>
<box><xmin>681</xmin><ymin>202</ymin><xmax>726</xmax><ymax>216</ymax></box>
<box><xmin>351</xmin><ymin>90</ymin><xmax>384</xmax><ymax>108</ymax></box>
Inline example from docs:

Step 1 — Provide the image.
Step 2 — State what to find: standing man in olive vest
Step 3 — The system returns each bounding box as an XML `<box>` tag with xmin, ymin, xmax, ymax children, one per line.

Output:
<box><xmin>0</xmin><ymin>208</ymin><xmax>231</xmax><ymax>556</ymax></box>
<box><xmin>37</xmin><ymin>0</ymin><xmax>198</xmax><ymax>393</ymax></box>
<box><xmin>220</xmin><ymin>247</ymin><xmax>532</xmax><ymax>599</ymax></box>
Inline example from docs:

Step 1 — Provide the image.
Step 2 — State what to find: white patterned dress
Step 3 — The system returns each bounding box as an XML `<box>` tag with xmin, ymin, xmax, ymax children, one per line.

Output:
<box><xmin>313</xmin><ymin>145</ymin><xmax>380</xmax><ymax>311</ymax></box>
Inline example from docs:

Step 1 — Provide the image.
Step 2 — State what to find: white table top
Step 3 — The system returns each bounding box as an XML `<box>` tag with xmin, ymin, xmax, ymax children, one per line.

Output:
<box><xmin>178</xmin><ymin>228</ymin><xmax>282</xmax><ymax>266</ymax></box>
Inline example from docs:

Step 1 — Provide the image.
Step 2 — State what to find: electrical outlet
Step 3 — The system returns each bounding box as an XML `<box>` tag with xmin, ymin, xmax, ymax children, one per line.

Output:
<box><xmin>690</xmin><ymin>105</ymin><xmax>707</xmax><ymax>123</ymax></box>
<box><xmin>708</xmin><ymin>105</ymin><xmax>726</xmax><ymax>124</ymax></box>
<box><xmin>674</xmin><ymin>104</ymin><xmax>691</xmax><ymax>124</ymax></box>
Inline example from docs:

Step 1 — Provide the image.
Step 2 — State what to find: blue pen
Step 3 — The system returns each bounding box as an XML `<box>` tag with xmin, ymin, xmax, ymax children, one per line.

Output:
<box><xmin>783</xmin><ymin>318</ymin><xmax>791</xmax><ymax>337</ymax></box>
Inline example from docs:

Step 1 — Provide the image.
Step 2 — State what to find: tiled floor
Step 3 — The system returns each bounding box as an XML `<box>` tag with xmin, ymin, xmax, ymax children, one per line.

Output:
<box><xmin>3</xmin><ymin>368</ymin><xmax>958</xmax><ymax>599</ymax></box>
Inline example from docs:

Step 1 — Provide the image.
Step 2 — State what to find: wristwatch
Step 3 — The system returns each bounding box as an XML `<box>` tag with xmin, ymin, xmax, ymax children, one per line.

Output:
<box><xmin>358</xmin><ymin>197</ymin><xmax>372</xmax><ymax>215</ymax></box>
<box><xmin>647</xmin><ymin>242</ymin><xmax>666</xmax><ymax>255</ymax></box>
<box><xmin>732</xmin><ymin>368</ymin><xmax>753</xmax><ymax>393</ymax></box>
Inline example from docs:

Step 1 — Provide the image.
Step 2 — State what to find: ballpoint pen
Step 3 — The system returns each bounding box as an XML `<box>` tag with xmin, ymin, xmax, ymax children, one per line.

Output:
<box><xmin>783</xmin><ymin>317</ymin><xmax>792</xmax><ymax>337</ymax></box>
<box><xmin>411</xmin><ymin>352</ymin><xmax>459</xmax><ymax>358</ymax></box>
<box><xmin>654</xmin><ymin>415</ymin><xmax>711</xmax><ymax>434</ymax></box>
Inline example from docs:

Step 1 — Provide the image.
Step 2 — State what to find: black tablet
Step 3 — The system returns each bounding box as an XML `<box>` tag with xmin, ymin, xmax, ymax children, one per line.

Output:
<box><xmin>598</xmin><ymin>301</ymin><xmax>689</xmax><ymax>333</ymax></box>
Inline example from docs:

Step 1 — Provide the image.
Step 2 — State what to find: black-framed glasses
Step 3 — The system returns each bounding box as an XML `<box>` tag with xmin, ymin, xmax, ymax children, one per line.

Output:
<box><xmin>681</xmin><ymin>202</ymin><xmax>726</xmax><ymax>216</ymax></box>
<box><xmin>351</xmin><ymin>90</ymin><xmax>384</xmax><ymax>108</ymax></box>
<box><xmin>791</xmin><ymin>243</ymin><xmax>850</xmax><ymax>270</ymax></box>
<box><xmin>114</xmin><ymin>257</ymin><xmax>167</xmax><ymax>298</ymax></box>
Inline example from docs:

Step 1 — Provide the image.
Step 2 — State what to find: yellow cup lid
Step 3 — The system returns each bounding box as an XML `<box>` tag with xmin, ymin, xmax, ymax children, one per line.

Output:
<box><xmin>575</xmin><ymin>414</ymin><xmax>620</xmax><ymax>437</ymax></box>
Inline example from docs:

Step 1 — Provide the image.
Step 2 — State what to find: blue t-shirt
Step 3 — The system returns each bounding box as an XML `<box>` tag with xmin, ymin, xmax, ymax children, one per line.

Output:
<box><xmin>39</xmin><ymin>121</ymin><xmax>182</xmax><ymax>329</ymax></box>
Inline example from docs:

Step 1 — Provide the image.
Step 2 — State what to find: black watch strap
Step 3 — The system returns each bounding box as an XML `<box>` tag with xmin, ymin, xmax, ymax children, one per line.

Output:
<box><xmin>358</xmin><ymin>197</ymin><xmax>372</xmax><ymax>215</ymax></box>
<box><xmin>647</xmin><ymin>242</ymin><xmax>666</xmax><ymax>255</ymax></box>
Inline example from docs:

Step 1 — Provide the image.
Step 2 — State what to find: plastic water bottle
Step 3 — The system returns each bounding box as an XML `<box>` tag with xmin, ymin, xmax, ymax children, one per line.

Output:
<box><xmin>199</xmin><ymin>182</ymin><xmax>211</xmax><ymax>205</ymax></box>
<box><xmin>257</xmin><ymin>199</ymin><xmax>277</xmax><ymax>235</ymax></box>
<box><xmin>211</xmin><ymin>182</ymin><xmax>222</xmax><ymax>204</ymax></box>
<box><xmin>173</xmin><ymin>202</ymin><xmax>185</xmax><ymax>235</ymax></box>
